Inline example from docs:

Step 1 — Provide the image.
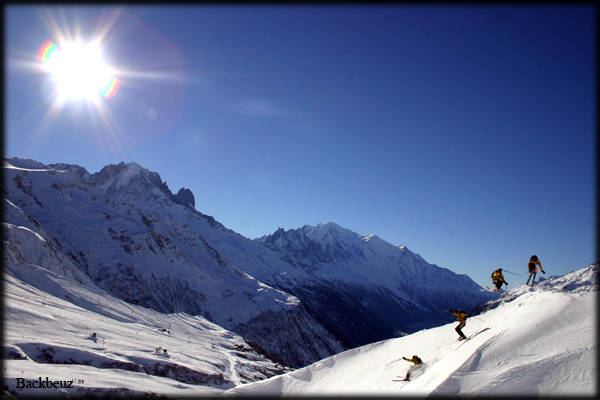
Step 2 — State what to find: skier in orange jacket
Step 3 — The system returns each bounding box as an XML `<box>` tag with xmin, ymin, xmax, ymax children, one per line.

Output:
<box><xmin>526</xmin><ymin>255</ymin><xmax>545</xmax><ymax>286</ymax></box>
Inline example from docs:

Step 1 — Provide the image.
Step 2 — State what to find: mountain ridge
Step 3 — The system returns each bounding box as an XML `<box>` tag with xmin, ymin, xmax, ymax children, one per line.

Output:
<box><xmin>4</xmin><ymin>157</ymin><xmax>346</xmax><ymax>367</ymax></box>
<box><xmin>3</xmin><ymin>156</ymin><xmax>496</xmax><ymax>368</ymax></box>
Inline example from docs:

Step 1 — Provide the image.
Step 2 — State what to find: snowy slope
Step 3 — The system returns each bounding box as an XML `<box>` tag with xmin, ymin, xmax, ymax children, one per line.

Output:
<box><xmin>3</xmin><ymin>157</ymin><xmax>345</xmax><ymax>367</ymax></box>
<box><xmin>2</xmin><ymin>262</ymin><xmax>291</xmax><ymax>398</ymax></box>
<box><xmin>222</xmin><ymin>263</ymin><xmax>598</xmax><ymax>397</ymax></box>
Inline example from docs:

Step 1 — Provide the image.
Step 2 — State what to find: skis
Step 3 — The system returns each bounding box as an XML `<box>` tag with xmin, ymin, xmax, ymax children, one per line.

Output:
<box><xmin>393</xmin><ymin>364</ymin><xmax>425</xmax><ymax>383</ymax></box>
<box><xmin>456</xmin><ymin>337</ymin><xmax>471</xmax><ymax>349</ymax></box>
<box><xmin>482</xmin><ymin>287</ymin><xmax>509</xmax><ymax>297</ymax></box>
<box><xmin>455</xmin><ymin>328</ymin><xmax>490</xmax><ymax>350</ymax></box>
<box><xmin>481</xmin><ymin>286</ymin><xmax>504</xmax><ymax>294</ymax></box>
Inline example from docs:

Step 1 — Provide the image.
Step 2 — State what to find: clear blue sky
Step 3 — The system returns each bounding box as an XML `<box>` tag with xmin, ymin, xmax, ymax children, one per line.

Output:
<box><xmin>4</xmin><ymin>4</ymin><xmax>596</xmax><ymax>288</ymax></box>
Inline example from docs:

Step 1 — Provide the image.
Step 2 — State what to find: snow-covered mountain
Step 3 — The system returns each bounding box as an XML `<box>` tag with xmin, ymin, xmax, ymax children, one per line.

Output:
<box><xmin>2</xmin><ymin>156</ymin><xmax>494</xmax><ymax>369</ymax></box>
<box><xmin>2</xmin><ymin>157</ymin><xmax>344</xmax><ymax>368</ymax></box>
<box><xmin>253</xmin><ymin>223</ymin><xmax>495</xmax><ymax>346</ymax></box>
<box><xmin>221</xmin><ymin>263</ymin><xmax>598</xmax><ymax>397</ymax></box>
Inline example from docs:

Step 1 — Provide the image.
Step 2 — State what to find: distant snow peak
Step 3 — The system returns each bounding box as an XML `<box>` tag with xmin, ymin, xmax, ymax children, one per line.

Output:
<box><xmin>256</xmin><ymin>221</ymin><xmax>495</xmax><ymax>347</ymax></box>
<box><xmin>87</xmin><ymin>161</ymin><xmax>195</xmax><ymax>209</ymax></box>
<box><xmin>91</xmin><ymin>162</ymin><xmax>150</xmax><ymax>190</ymax></box>
<box><xmin>48</xmin><ymin>162</ymin><xmax>90</xmax><ymax>179</ymax></box>
<box><xmin>361</xmin><ymin>234</ymin><xmax>380</xmax><ymax>243</ymax></box>
<box><xmin>316</xmin><ymin>222</ymin><xmax>342</xmax><ymax>230</ymax></box>
<box><xmin>314</xmin><ymin>222</ymin><xmax>356</xmax><ymax>236</ymax></box>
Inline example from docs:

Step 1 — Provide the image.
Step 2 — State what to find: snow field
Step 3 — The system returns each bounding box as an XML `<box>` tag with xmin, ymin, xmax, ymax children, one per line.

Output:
<box><xmin>4</xmin><ymin>260</ymin><xmax>596</xmax><ymax>397</ymax></box>
<box><xmin>3</xmin><ymin>263</ymin><xmax>288</xmax><ymax>398</ymax></box>
<box><xmin>222</xmin><ymin>281</ymin><xmax>597</xmax><ymax>397</ymax></box>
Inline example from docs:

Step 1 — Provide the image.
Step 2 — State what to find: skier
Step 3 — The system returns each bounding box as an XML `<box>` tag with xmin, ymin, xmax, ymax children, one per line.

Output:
<box><xmin>526</xmin><ymin>255</ymin><xmax>545</xmax><ymax>286</ymax></box>
<box><xmin>400</xmin><ymin>355</ymin><xmax>423</xmax><ymax>381</ymax></box>
<box><xmin>491</xmin><ymin>269</ymin><xmax>508</xmax><ymax>292</ymax></box>
<box><xmin>447</xmin><ymin>309</ymin><xmax>468</xmax><ymax>340</ymax></box>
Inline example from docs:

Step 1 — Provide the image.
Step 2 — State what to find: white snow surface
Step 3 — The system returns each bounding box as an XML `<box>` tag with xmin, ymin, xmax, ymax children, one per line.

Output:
<box><xmin>4</xmin><ymin>259</ymin><xmax>596</xmax><ymax>398</ymax></box>
<box><xmin>3</xmin><ymin>262</ymin><xmax>291</xmax><ymax>398</ymax></box>
<box><xmin>223</xmin><ymin>264</ymin><xmax>598</xmax><ymax>397</ymax></box>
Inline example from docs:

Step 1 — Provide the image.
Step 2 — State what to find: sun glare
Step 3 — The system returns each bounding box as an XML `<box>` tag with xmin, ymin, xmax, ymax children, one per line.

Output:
<box><xmin>39</xmin><ymin>40</ymin><xmax>119</xmax><ymax>103</ymax></box>
<box><xmin>11</xmin><ymin>7</ymin><xmax>185</xmax><ymax>153</ymax></box>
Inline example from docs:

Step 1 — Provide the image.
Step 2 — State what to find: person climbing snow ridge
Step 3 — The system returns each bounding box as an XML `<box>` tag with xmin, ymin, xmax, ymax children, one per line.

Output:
<box><xmin>526</xmin><ymin>255</ymin><xmax>545</xmax><ymax>286</ymax></box>
<box><xmin>491</xmin><ymin>268</ymin><xmax>508</xmax><ymax>292</ymax></box>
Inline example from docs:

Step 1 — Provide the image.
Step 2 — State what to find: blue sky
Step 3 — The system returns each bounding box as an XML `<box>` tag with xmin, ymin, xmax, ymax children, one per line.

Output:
<box><xmin>4</xmin><ymin>4</ymin><xmax>596</xmax><ymax>288</ymax></box>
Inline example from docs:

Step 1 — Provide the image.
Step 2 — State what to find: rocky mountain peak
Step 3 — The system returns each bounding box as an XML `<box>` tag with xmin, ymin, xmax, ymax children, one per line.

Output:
<box><xmin>174</xmin><ymin>187</ymin><xmax>195</xmax><ymax>208</ymax></box>
<box><xmin>48</xmin><ymin>163</ymin><xmax>91</xmax><ymax>180</ymax></box>
<box><xmin>87</xmin><ymin>162</ymin><xmax>195</xmax><ymax>209</ymax></box>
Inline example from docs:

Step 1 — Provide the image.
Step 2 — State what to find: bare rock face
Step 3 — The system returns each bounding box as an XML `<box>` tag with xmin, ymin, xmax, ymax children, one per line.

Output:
<box><xmin>174</xmin><ymin>187</ymin><xmax>195</xmax><ymax>208</ymax></box>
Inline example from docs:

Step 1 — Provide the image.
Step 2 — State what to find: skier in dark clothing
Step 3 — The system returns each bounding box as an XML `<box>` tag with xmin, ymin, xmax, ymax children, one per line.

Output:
<box><xmin>401</xmin><ymin>355</ymin><xmax>423</xmax><ymax>381</ymax></box>
<box><xmin>448</xmin><ymin>309</ymin><xmax>468</xmax><ymax>340</ymax></box>
<box><xmin>526</xmin><ymin>255</ymin><xmax>545</xmax><ymax>286</ymax></box>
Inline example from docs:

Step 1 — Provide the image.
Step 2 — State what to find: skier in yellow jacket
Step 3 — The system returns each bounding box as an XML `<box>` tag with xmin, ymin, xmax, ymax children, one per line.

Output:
<box><xmin>401</xmin><ymin>355</ymin><xmax>423</xmax><ymax>381</ymax></box>
<box><xmin>526</xmin><ymin>255</ymin><xmax>545</xmax><ymax>286</ymax></box>
<box><xmin>448</xmin><ymin>309</ymin><xmax>468</xmax><ymax>340</ymax></box>
<box><xmin>491</xmin><ymin>269</ymin><xmax>508</xmax><ymax>292</ymax></box>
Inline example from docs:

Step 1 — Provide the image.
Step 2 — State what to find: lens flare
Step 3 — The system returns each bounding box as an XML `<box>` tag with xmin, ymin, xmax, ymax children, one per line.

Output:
<box><xmin>11</xmin><ymin>7</ymin><xmax>185</xmax><ymax>155</ymax></box>
<box><xmin>37</xmin><ymin>40</ymin><xmax>59</xmax><ymax>63</ymax></box>
<box><xmin>37</xmin><ymin>39</ymin><xmax>119</xmax><ymax>101</ymax></box>
<box><xmin>102</xmin><ymin>77</ymin><xmax>120</xmax><ymax>99</ymax></box>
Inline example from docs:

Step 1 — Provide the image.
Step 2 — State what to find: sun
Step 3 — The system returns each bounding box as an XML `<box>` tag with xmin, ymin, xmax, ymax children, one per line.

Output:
<box><xmin>39</xmin><ymin>39</ymin><xmax>119</xmax><ymax>104</ymax></box>
<box><xmin>10</xmin><ymin>7</ymin><xmax>185</xmax><ymax>153</ymax></box>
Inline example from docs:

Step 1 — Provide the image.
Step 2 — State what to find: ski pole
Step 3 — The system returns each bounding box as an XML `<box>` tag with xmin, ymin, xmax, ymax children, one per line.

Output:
<box><xmin>502</xmin><ymin>269</ymin><xmax>521</xmax><ymax>276</ymax></box>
